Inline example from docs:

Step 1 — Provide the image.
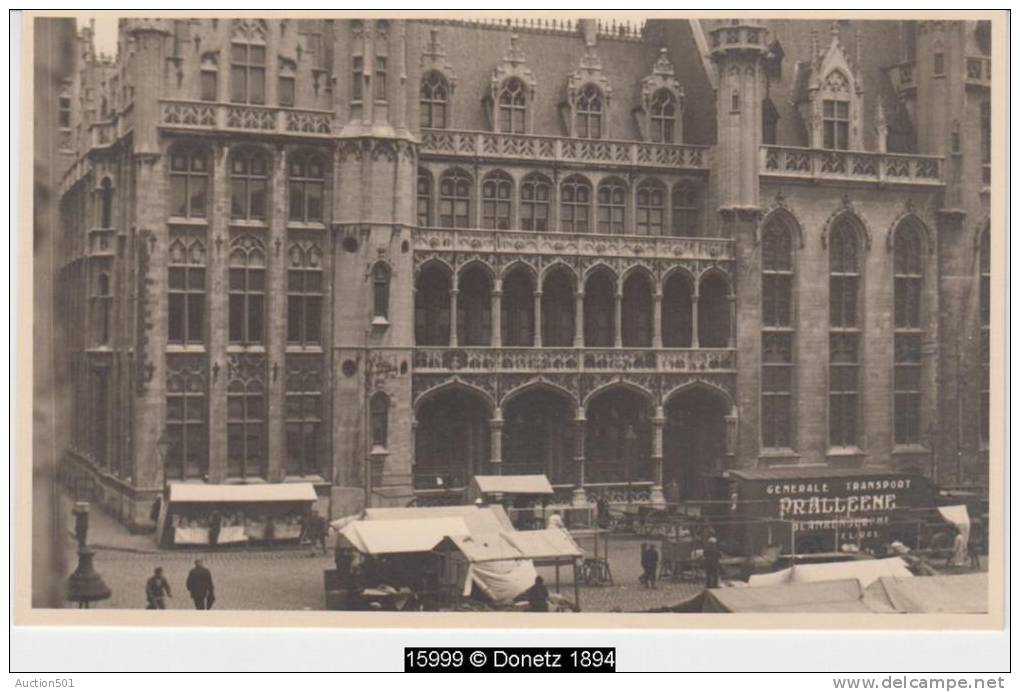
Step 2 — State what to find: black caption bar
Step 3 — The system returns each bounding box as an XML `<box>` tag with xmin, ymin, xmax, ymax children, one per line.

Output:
<box><xmin>404</xmin><ymin>647</ymin><xmax>615</xmax><ymax>672</ymax></box>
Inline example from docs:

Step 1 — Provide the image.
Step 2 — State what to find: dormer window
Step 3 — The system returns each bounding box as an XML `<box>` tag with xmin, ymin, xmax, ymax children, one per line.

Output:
<box><xmin>649</xmin><ymin>90</ymin><xmax>675</xmax><ymax>143</ymax></box>
<box><xmin>498</xmin><ymin>78</ymin><xmax>527</xmax><ymax>134</ymax></box>
<box><xmin>420</xmin><ymin>71</ymin><xmax>449</xmax><ymax>129</ymax></box>
<box><xmin>575</xmin><ymin>84</ymin><xmax>604</xmax><ymax>140</ymax></box>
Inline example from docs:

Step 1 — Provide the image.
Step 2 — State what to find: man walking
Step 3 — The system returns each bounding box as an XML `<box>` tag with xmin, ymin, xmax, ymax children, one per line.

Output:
<box><xmin>646</xmin><ymin>543</ymin><xmax>660</xmax><ymax>589</ymax></box>
<box><xmin>306</xmin><ymin>509</ymin><xmax>328</xmax><ymax>557</ymax></box>
<box><xmin>703</xmin><ymin>537</ymin><xmax>721</xmax><ymax>589</ymax></box>
<box><xmin>186</xmin><ymin>559</ymin><xmax>215</xmax><ymax>610</ymax></box>
<box><xmin>145</xmin><ymin>567</ymin><xmax>172</xmax><ymax>609</ymax></box>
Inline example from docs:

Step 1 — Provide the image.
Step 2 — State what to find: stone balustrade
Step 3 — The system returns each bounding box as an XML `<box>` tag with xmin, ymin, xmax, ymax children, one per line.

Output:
<box><xmin>159</xmin><ymin>100</ymin><xmax>333</xmax><ymax>137</ymax></box>
<box><xmin>412</xmin><ymin>346</ymin><xmax>735</xmax><ymax>374</ymax></box>
<box><xmin>761</xmin><ymin>146</ymin><xmax>943</xmax><ymax>186</ymax></box>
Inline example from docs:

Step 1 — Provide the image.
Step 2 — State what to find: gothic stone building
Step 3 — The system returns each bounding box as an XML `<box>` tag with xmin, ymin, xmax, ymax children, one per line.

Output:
<box><xmin>51</xmin><ymin>17</ymin><xmax>992</xmax><ymax>528</ymax></box>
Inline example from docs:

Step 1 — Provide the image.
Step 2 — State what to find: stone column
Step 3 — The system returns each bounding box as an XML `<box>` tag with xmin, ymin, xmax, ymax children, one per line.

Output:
<box><xmin>572</xmin><ymin>409</ymin><xmax>587</xmax><ymax>506</ymax></box>
<box><xmin>266</xmin><ymin>147</ymin><xmax>288</xmax><ymax>482</ymax></box>
<box><xmin>650</xmin><ymin>405</ymin><xmax>666</xmax><ymax>508</ymax></box>
<box><xmin>652</xmin><ymin>291</ymin><xmax>663</xmax><ymax>349</ymax></box>
<box><xmin>691</xmin><ymin>289</ymin><xmax>700</xmax><ymax>349</ymax></box>
<box><xmin>489</xmin><ymin>411</ymin><xmax>503</xmax><ymax>474</ymax></box>
<box><xmin>449</xmin><ymin>287</ymin><xmax>459</xmax><ymax>347</ymax></box>
<box><xmin>491</xmin><ymin>285</ymin><xmax>502</xmax><ymax>347</ymax></box>
<box><xmin>207</xmin><ymin>144</ymin><xmax>230</xmax><ymax>484</ymax></box>
<box><xmin>728</xmin><ymin>293</ymin><xmax>737</xmax><ymax>349</ymax></box>
<box><xmin>533</xmin><ymin>290</ymin><xmax>543</xmax><ymax>347</ymax></box>
<box><xmin>614</xmin><ymin>291</ymin><xmax>623</xmax><ymax>348</ymax></box>
<box><xmin>573</xmin><ymin>290</ymin><xmax>585</xmax><ymax>348</ymax></box>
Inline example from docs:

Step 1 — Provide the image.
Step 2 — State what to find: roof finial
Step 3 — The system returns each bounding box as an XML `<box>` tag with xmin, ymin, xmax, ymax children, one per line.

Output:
<box><xmin>831</xmin><ymin>20</ymin><xmax>840</xmax><ymax>41</ymax></box>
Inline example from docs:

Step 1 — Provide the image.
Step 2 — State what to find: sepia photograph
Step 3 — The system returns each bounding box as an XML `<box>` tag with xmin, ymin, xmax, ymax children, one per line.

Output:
<box><xmin>21</xmin><ymin>10</ymin><xmax>1004</xmax><ymax>644</ymax></box>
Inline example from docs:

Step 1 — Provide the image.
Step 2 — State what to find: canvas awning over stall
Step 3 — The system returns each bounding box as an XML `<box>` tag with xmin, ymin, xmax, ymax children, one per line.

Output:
<box><xmin>362</xmin><ymin>504</ymin><xmax>515</xmax><ymax>533</ymax></box>
<box><xmin>864</xmin><ymin>574</ymin><xmax>988</xmax><ymax>613</ymax></box>
<box><xmin>703</xmin><ymin>579</ymin><xmax>899</xmax><ymax>613</ymax></box>
<box><xmin>466</xmin><ymin>475</ymin><xmax>555</xmax><ymax>501</ymax></box>
<box><xmin>338</xmin><ymin>517</ymin><xmax>471</xmax><ymax>555</ymax></box>
<box><xmin>747</xmin><ymin>557</ymin><xmax>913</xmax><ymax>589</ymax></box>
<box><xmin>167</xmin><ymin>482</ymin><xmax>318</xmax><ymax>503</ymax></box>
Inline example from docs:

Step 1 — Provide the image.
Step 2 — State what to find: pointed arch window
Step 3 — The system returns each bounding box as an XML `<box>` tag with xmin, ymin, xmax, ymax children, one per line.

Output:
<box><xmin>230</xmin><ymin>149</ymin><xmax>269</xmax><ymax>221</ymax></box>
<box><xmin>671</xmin><ymin>182</ymin><xmax>700</xmax><ymax>237</ymax></box>
<box><xmin>417</xmin><ymin>170</ymin><xmax>433</xmax><ymax>227</ymax></box>
<box><xmin>636</xmin><ymin>181</ymin><xmax>665</xmax><ymax>236</ymax></box>
<box><xmin>170</xmin><ymin>147</ymin><xmax>209</xmax><ymax>219</ymax></box>
<box><xmin>575</xmin><ymin>84</ymin><xmax>604</xmax><ymax>139</ymax></box>
<box><xmin>560</xmin><ymin>176</ymin><xmax>591</xmax><ymax>234</ymax></box>
<box><xmin>373</xmin><ymin>263</ymin><xmax>391</xmax><ymax>320</ymax></box>
<box><xmin>227</xmin><ymin>361</ymin><xmax>266</xmax><ymax>479</ymax></box>
<box><xmin>823</xmin><ymin>90</ymin><xmax>850</xmax><ymax>150</ymax></box>
<box><xmin>288</xmin><ymin>152</ymin><xmax>325</xmax><ymax>223</ymax></box>
<box><xmin>761</xmin><ymin>219</ymin><xmax>795</xmax><ymax>450</ymax></box>
<box><xmin>497</xmin><ymin>78</ymin><xmax>527</xmax><ymax>134</ymax></box>
<box><xmin>230</xmin><ymin>40</ymin><xmax>266</xmax><ymax>104</ymax></box>
<box><xmin>420</xmin><ymin>71</ymin><xmax>449</xmax><ymax>129</ymax></box>
<box><xmin>439</xmin><ymin>169</ymin><xmax>471</xmax><ymax>228</ymax></box>
<box><xmin>287</xmin><ymin>242</ymin><xmax>323</xmax><ymax>346</ymax></box>
<box><xmin>520</xmin><ymin>174</ymin><xmax>550</xmax><ymax>232</ymax></box>
<box><xmin>166</xmin><ymin>362</ymin><xmax>207</xmax><ymax>480</ymax></box>
<box><xmin>829</xmin><ymin>220</ymin><xmax>861</xmax><ymax>448</ymax></box>
<box><xmin>168</xmin><ymin>236</ymin><xmax>206</xmax><ymax>346</ymax></box>
<box><xmin>649</xmin><ymin>89</ymin><xmax>675</xmax><ymax>143</ymax></box>
<box><xmin>597</xmin><ymin>179</ymin><xmax>627</xmax><ymax>234</ymax></box>
<box><xmin>481</xmin><ymin>172</ymin><xmax>513</xmax><ymax>230</ymax></box>
<box><xmin>285</xmin><ymin>358</ymin><xmax>323</xmax><ymax>477</ymax></box>
<box><xmin>229</xmin><ymin>237</ymin><xmax>266</xmax><ymax>344</ymax></box>
<box><xmin>370</xmin><ymin>392</ymin><xmax>389</xmax><ymax>449</ymax></box>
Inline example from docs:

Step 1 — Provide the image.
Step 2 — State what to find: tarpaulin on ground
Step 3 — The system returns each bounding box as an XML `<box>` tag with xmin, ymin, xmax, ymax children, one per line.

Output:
<box><xmin>167</xmin><ymin>482</ymin><xmax>317</xmax><ymax>503</ymax></box>
<box><xmin>466</xmin><ymin>475</ymin><xmax>555</xmax><ymax>501</ymax></box>
<box><xmin>864</xmin><ymin>574</ymin><xmax>987</xmax><ymax>613</ymax></box>
<box><xmin>748</xmin><ymin>556</ymin><xmax>913</xmax><ymax>588</ymax></box>
<box><xmin>703</xmin><ymin>579</ymin><xmax>899</xmax><ymax>613</ymax></box>
<box><xmin>338</xmin><ymin>517</ymin><xmax>470</xmax><ymax>555</ymax></box>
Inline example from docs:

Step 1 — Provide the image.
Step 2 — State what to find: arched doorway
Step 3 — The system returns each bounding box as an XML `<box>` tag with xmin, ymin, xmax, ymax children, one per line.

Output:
<box><xmin>501</xmin><ymin>266</ymin><xmax>535</xmax><ymax>346</ymax></box>
<box><xmin>663</xmin><ymin>386</ymin><xmax>729</xmax><ymax>501</ymax></box>
<box><xmin>414</xmin><ymin>388</ymin><xmax>490</xmax><ymax>490</ymax></box>
<box><xmin>622</xmin><ymin>270</ymin><xmax>653</xmax><ymax>347</ymax></box>
<box><xmin>698</xmin><ymin>272</ymin><xmax>730</xmax><ymax>348</ymax></box>
<box><xmin>584</xmin><ymin>268</ymin><xmax>615</xmax><ymax>346</ymax></box>
<box><xmin>585</xmin><ymin>387</ymin><xmax>652</xmax><ymax>483</ymax></box>
<box><xmin>457</xmin><ymin>264</ymin><xmax>492</xmax><ymax>346</ymax></box>
<box><xmin>502</xmin><ymin>388</ymin><xmax>575</xmax><ymax>484</ymax></box>
<box><xmin>415</xmin><ymin>262</ymin><xmax>451</xmax><ymax>346</ymax></box>
<box><xmin>662</xmin><ymin>271</ymin><xmax>693</xmax><ymax>347</ymax></box>
<box><xmin>541</xmin><ymin>268</ymin><xmax>575</xmax><ymax>347</ymax></box>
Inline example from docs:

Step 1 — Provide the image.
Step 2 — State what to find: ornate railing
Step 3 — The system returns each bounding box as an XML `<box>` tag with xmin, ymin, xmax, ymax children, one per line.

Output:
<box><xmin>159</xmin><ymin>100</ymin><xmax>333</xmax><ymax>137</ymax></box>
<box><xmin>413</xmin><ymin>347</ymin><xmax>735</xmax><ymax>374</ymax></box>
<box><xmin>414</xmin><ymin>227</ymin><xmax>734</xmax><ymax>261</ymax></box>
<box><xmin>761</xmin><ymin>146</ymin><xmax>943</xmax><ymax>186</ymax></box>
<box><xmin>420</xmin><ymin>128</ymin><xmax>711</xmax><ymax>170</ymax></box>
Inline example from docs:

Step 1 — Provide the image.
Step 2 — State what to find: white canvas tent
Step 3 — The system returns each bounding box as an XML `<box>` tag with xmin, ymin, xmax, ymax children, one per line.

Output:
<box><xmin>337</xmin><ymin>517</ymin><xmax>470</xmax><ymax>555</ymax></box>
<box><xmin>864</xmin><ymin>573</ymin><xmax>987</xmax><ymax>613</ymax></box>
<box><xmin>747</xmin><ymin>557</ymin><xmax>913</xmax><ymax>589</ymax></box>
<box><xmin>466</xmin><ymin>475</ymin><xmax>555</xmax><ymax>503</ymax></box>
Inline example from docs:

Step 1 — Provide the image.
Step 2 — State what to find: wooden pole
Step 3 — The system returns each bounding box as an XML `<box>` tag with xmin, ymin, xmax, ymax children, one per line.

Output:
<box><xmin>573</xmin><ymin>560</ymin><xmax>580</xmax><ymax>611</ymax></box>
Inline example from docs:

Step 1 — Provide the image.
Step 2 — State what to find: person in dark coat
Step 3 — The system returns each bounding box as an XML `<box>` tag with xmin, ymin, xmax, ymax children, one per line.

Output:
<box><xmin>524</xmin><ymin>576</ymin><xmax>549</xmax><ymax>612</ymax></box>
<box><xmin>186</xmin><ymin>559</ymin><xmax>215</xmax><ymax>610</ymax></box>
<box><xmin>703</xmin><ymin>537</ymin><xmax>721</xmax><ymax>589</ymax></box>
<box><xmin>646</xmin><ymin>543</ymin><xmax>660</xmax><ymax>589</ymax></box>
<box><xmin>208</xmin><ymin>511</ymin><xmax>222</xmax><ymax>547</ymax></box>
<box><xmin>145</xmin><ymin>567</ymin><xmax>172</xmax><ymax>609</ymax></box>
<box><xmin>639</xmin><ymin>543</ymin><xmax>651</xmax><ymax>587</ymax></box>
<box><xmin>306</xmin><ymin>509</ymin><xmax>328</xmax><ymax>556</ymax></box>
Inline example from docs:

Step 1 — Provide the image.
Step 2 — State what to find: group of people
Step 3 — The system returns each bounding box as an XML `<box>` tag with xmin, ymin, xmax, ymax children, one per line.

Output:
<box><xmin>144</xmin><ymin>560</ymin><xmax>216</xmax><ymax>610</ymax></box>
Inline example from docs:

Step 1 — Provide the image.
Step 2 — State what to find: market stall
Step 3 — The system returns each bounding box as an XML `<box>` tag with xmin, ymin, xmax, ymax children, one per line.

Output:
<box><xmin>465</xmin><ymin>475</ymin><xmax>558</xmax><ymax>530</ymax></box>
<box><xmin>155</xmin><ymin>482</ymin><xmax>318</xmax><ymax>547</ymax></box>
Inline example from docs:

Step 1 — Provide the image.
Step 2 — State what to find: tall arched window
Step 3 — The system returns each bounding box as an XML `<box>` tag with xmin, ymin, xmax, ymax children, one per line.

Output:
<box><xmin>168</xmin><ymin>236</ymin><xmax>206</xmax><ymax>346</ymax></box>
<box><xmin>649</xmin><ymin>89</ymin><xmax>675</xmax><ymax>143</ymax></box>
<box><xmin>458</xmin><ymin>265</ymin><xmax>492</xmax><ymax>346</ymax></box>
<box><xmin>438</xmin><ymin>169</ymin><xmax>471</xmax><ymax>228</ymax></box>
<box><xmin>584</xmin><ymin>269</ymin><xmax>615</xmax><ymax>347</ymax></box>
<box><xmin>822</xmin><ymin>73</ymin><xmax>850</xmax><ymax>150</ymax></box>
<box><xmin>575</xmin><ymin>84</ymin><xmax>604</xmax><ymax>139</ymax></box>
<box><xmin>285</xmin><ymin>357</ymin><xmax>323</xmax><ymax>477</ymax></box>
<box><xmin>560</xmin><ymin>176</ymin><xmax>591</xmax><ymax>234</ymax></box>
<box><xmin>227</xmin><ymin>360</ymin><xmax>266</xmax><ymax>478</ymax></box>
<box><xmin>166</xmin><ymin>361</ymin><xmax>207</xmax><ymax>480</ymax></box>
<box><xmin>481</xmin><ymin>172</ymin><xmax>512</xmax><ymax>230</ymax></box>
<box><xmin>501</xmin><ymin>267</ymin><xmax>535</xmax><ymax>347</ymax></box>
<box><xmin>370</xmin><ymin>392</ymin><xmax>389</xmax><ymax>449</ymax></box>
<box><xmin>672</xmin><ymin>182</ymin><xmax>700</xmax><ymax>237</ymax></box>
<box><xmin>622</xmin><ymin>271</ymin><xmax>653</xmax><ymax>347</ymax></box>
<box><xmin>893</xmin><ymin>222</ymin><xmax>923</xmax><ymax>446</ymax></box>
<box><xmin>373</xmin><ymin>263</ymin><xmax>391</xmax><ymax>319</ymax></box>
<box><xmin>98</xmin><ymin>178</ymin><xmax>113</xmax><ymax>229</ymax></box>
<box><xmin>288</xmin><ymin>152</ymin><xmax>325</xmax><ymax>223</ymax></box>
<box><xmin>417</xmin><ymin>169</ymin><xmax>433</xmax><ymax>227</ymax></box>
<box><xmin>415</xmin><ymin>263</ymin><xmax>451</xmax><ymax>346</ymax></box>
<box><xmin>170</xmin><ymin>147</ymin><xmax>209</xmax><ymax>219</ymax></box>
<box><xmin>96</xmin><ymin>272</ymin><xmax>112</xmax><ymax>345</ymax></box>
<box><xmin>761</xmin><ymin>218</ymin><xmax>795</xmax><ymax>449</ymax></box>
<box><xmin>829</xmin><ymin>220</ymin><xmax>861</xmax><ymax>447</ymax></box>
<box><xmin>420</xmin><ymin>71</ymin><xmax>449</xmax><ymax>129</ymax></box>
<box><xmin>229</xmin><ymin>236</ymin><xmax>266</xmax><ymax>344</ymax></box>
<box><xmin>230</xmin><ymin>149</ymin><xmax>269</xmax><ymax>221</ymax></box>
<box><xmin>520</xmin><ymin>174</ymin><xmax>550</xmax><ymax>232</ymax></box>
<box><xmin>636</xmin><ymin>180</ymin><xmax>665</xmax><ymax>235</ymax></box>
<box><xmin>230</xmin><ymin>38</ymin><xmax>266</xmax><ymax>104</ymax></box>
<box><xmin>698</xmin><ymin>273</ymin><xmax>730</xmax><ymax>348</ymax></box>
<box><xmin>497</xmin><ymin>78</ymin><xmax>527</xmax><ymax>134</ymax></box>
<box><xmin>979</xmin><ymin>225</ymin><xmax>990</xmax><ymax>448</ymax></box>
<box><xmin>597</xmin><ymin>179</ymin><xmax>627</xmax><ymax>234</ymax></box>
<box><xmin>287</xmin><ymin>242</ymin><xmax>323</xmax><ymax>346</ymax></box>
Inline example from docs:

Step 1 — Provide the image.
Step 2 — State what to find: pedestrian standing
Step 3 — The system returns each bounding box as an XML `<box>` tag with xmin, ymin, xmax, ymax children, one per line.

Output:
<box><xmin>145</xmin><ymin>567</ymin><xmax>172</xmax><ymax>609</ymax></box>
<box><xmin>186</xmin><ymin>559</ymin><xmax>215</xmax><ymax>610</ymax></box>
<box><xmin>647</xmin><ymin>543</ymin><xmax>660</xmax><ymax>589</ymax></box>
<box><xmin>703</xmin><ymin>537</ymin><xmax>721</xmax><ymax>589</ymax></box>
<box><xmin>208</xmin><ymin>510</ymin><xmax>222</xmax><ymax>547</ymax></box>
<box><xmin>639</xmin><ymin>543</ymin><xmax>650</xmax><ymax>587</ymax></box>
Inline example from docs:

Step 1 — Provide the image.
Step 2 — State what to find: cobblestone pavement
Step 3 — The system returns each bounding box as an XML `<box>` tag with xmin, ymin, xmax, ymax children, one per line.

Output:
<box><xmin>62</xmin><ymin>493</ymin><xmax>701</xmax><ymax>612</ymax></box>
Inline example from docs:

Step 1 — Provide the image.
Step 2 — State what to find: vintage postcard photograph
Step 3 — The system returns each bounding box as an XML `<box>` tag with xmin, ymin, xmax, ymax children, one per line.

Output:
<box><xmin>18</xmin><ymin>10</ymin><xmax>1006</xmax><ymax>644</ymax></box>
